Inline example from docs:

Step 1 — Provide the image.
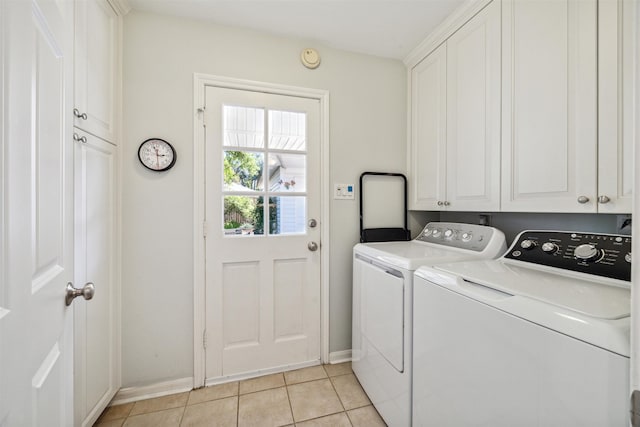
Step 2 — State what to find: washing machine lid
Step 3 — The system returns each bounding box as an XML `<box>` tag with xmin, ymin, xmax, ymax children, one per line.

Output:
<box><xmin>431</xmin><ymin>260</ymin><xmax>630</xmax><ymax>320</ymax></box>
<box><xmin>354</xmin><ymin>241</ymin><xmax>484</xmax><ymax>271</ymax></box>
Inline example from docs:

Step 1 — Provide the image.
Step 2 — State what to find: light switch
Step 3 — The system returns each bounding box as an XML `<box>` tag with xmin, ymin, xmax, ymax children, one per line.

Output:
<box><xmin>334</xmin><ymin>183</ymin><xmax>355</xmax><ymax>200</ymax></box>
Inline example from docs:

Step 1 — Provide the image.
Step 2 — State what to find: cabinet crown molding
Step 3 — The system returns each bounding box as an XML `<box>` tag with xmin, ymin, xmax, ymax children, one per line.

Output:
<box><xmin>107</xmin><ymin>0</ymin><xmax>131</xmax><ymax>16</ymax></box>
<box><xmin>404</xmin><ymin>0</ymin><xmax>492</xmax><ymax>68</ymax></box>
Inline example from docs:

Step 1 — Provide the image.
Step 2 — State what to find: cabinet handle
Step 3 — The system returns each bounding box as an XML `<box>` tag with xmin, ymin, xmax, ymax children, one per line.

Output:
<box><xmin>73</xmin><ymin>108</ymin><xmax>88</xmax><ymax>120</ymax></box>
<box><xmin>443</xmin><ymin>201</ymin><xmax>450</xmax><ymax>206</ymax></box>
<box><xmin>598</xmin><ymin>195</ymin><xmax>611</xmax><ymax>204</ymax></box>
<box><xmin>73</xmin><ymin>133</ymin><xmax>87</xmax><ymax>143</ymax></box>
<box><xmin>437</xmin><ymin>201</ymin><xmax>444</xmax><ymax>206</ymax></box>
<box><xmin>577</xmin><ymin>196</ymin><xmax>590</xmax><ymax>204</ymax></box>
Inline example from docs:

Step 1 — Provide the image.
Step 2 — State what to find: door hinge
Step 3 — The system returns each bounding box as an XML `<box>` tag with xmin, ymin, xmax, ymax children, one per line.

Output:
<box><xmin>203</xmin><ymin>329</ymin><xmax>207</xmax><ymax>349</ymax></box>
<box><xmin>203</xmin><ymin>221</ymin><xmax>208</xmax><ymax>238</ymax></box>
<box><xmin>631</xmin><ymin>390</ymin><xmax>640</xmax><ymax>427</ymax></box>
<box><xmin>197</xmin><ymin>106</ymin><xmax>206</xmax><ymax>127</ymax></box>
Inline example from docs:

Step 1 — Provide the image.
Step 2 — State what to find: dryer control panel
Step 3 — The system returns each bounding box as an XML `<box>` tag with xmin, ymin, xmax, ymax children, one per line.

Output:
<box><xmin>415</xmin><ymin>222</ymin><xmax>505</xmax><ymax>254</ymax></box>
<box><xmin>505</xmin><ymin>230</ymin><xmax>632</xmax><ymax>282</ymax></box>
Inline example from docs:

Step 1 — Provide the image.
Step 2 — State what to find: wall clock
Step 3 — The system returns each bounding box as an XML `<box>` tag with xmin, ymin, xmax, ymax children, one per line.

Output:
<box><xmin>138</xmin><ymin>138</ymin><xmax>176</xmax><ymax>172</ymax></box>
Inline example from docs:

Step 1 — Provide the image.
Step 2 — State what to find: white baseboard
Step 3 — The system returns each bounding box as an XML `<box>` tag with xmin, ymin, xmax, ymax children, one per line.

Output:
<box><xmin>111</xmin><ymin>377</ymin><xmax>194</xmax><ymax>406</ymax></box>
<box><xmin>328</xmin><ymin>350</ymin><xmax>352</xmax><ymax>364</ymax></box>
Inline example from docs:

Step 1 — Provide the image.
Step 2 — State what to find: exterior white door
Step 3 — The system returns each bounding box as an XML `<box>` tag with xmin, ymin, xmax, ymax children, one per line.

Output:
<box><xmin>204</xmin><ymin>86</ymin><xmax>321</xmax><ymax>380</ymax></box>
<box><xmin>1</xmin><ymin>0</ymin><xmax>75</xmax><ymax>425</ymax></box>
<box><xmin>73</xmin><ymin>130</ymin><xmax>118</xmax><ymax>426</ymax></box>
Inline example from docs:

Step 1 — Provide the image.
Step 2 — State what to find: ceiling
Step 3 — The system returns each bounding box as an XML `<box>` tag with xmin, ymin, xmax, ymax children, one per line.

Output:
<box><xmin>127</xmin><ymin>0</ymin><xmax>466</xmax><ymax>59</ymax></box>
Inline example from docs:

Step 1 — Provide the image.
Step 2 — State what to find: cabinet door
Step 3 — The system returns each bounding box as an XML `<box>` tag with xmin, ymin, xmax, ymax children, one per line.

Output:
<box><xmin>74</xmin><ymin>0</ymin><xmax>118</xmax><ymax>143</ymax></box>
<box><xmin>409</xmin><ymin>43</ymin><xmax>447</xmax><ymax>210</ymax></box>
<box><xmin>446</xmin><ymin>0</ymin><xmax>500</xmax><ymax>211</ymax></box>
<box><xmin>73</xmin><ymin>130</ymin><xmax>119</xmax><ymax>426</ymax></box>
<box><xmin>597</xmin><ymin>0</ymin><xmax>635</xmax><ymax>214</ymax></box>
<box><xmin>501</xmin><ymin>0</ymin><xmax>597</xmax><ymax>212</ymax></box>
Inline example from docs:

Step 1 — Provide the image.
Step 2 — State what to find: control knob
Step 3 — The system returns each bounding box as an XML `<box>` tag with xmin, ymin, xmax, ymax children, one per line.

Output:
<box><xmin>461</xmin><ymin>232</ymin><xmax>472</xmax><ymax>242</ymax></box>
<box><xmin>443</xmin><ymin>229</ymin><xmax>455</xmax><ymax>239</ymax></box>
<box><xmin>541</xmin><ymin>242</ymin><xmax>559</xmax><ymax>254</ymax></box>
<box><xmin>520</xmin><ymin>239</ymin><xmax>537</xmax><ymax>250</ymax></box>
<box><xmin>625</xmin><ymin>252</ymin><xmax>632</xmax><ymax>263</ymax></box>
<box><xmin>574</xmin><ymin>244</ymin><xmax>603</xmax><ymax>263</ymax></box>
<box><xmin>432</xmin><ymin>229</ymin><xmax>442</xmax><ymax>238</ymax></box>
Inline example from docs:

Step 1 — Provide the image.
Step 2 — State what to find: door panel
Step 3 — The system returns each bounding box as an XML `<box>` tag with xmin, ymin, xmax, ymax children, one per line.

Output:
<box><xmin>410</xmin><ymin>43</ymin><xmax>447</xmax><ymax>210</ymax></box>
<box><xmin>501</xmin><ymin>0</ymin><xmax>597</xmax><ymax>212</ymax></box>
<box><xmin>446</xmin><ymin>0</ymin><xmax>500</xmax><ymax>211</ymax></box>
<box><xmin>205</xmin><ymin>86</ymin><xmax>321</xmax><ymax>380</ymax></box>
<box><xmin>74</xmin><ymin>130</ymin><xmax>118</xmax><ymax>426</ymax></box>
<box><xmin>1</xmin><ymin>0</ymin><xmax>74</xmax><ymax>424</ymax></box>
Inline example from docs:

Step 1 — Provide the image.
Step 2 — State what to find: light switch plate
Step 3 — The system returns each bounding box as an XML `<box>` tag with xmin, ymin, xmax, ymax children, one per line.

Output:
<box><xmin>334</xmin><ymin>183</ymin><xmax>355</xmax><ymax>200</ymax></box>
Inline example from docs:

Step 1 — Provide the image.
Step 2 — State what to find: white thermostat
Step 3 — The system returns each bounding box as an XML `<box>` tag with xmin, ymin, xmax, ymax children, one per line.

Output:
<box><xmin>334</xmin><ymin>183</ymin><xmax>354</xmax><ymax>200</ymax></box>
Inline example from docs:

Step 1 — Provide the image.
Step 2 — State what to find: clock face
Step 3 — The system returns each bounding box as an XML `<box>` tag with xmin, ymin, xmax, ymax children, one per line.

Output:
<box><xmin>138</xmin><ymin>138</ymin><xmax>176</xmax><ymax>171</ymax></box>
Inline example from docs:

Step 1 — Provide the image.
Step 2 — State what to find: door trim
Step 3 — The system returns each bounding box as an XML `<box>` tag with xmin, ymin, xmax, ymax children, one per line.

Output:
<box><xmin>192</xmin><ymin>74</ymin><xmax>330</xmax><ymax>388</ymax></box>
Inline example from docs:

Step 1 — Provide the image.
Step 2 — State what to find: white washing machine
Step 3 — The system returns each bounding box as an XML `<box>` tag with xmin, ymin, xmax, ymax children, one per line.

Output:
<box><xmin>413</xmin><ymin>230</ymin><xmax>631</xmax><ymax>427</ymax></box>
<box><xmin>352</xmin><ymin>222</ymin><xmax>507</xmax><ymax>427</ymax></box>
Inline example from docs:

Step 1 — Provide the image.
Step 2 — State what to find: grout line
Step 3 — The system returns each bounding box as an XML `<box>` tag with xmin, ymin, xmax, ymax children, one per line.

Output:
<box><xmin>284</xmin><ymin>382</ymin><xmax>296</xmax><ymax>425</ymax></box>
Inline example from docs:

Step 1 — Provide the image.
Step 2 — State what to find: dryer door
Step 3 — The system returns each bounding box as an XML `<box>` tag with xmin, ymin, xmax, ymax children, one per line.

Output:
<box><xmin>360</xmin><ymin>259</ymin><xmax>404</xmax><ymax>372</ymax></box>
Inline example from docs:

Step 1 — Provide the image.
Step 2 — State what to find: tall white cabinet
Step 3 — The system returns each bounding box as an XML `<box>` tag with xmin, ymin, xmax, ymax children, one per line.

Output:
<box><xmin>73</xmin><ymin>0</ymin><xmax>124</xmax><ymax>425</ymax></box>
<box><xmin>409</xmin><ymin>0</ymin><xmax>500</xmax><ymax>211</ymax></box>
<box><xmin>501</xmin><ymin>0</ymin><xmax>598</xmax><ymax>212</ymax></box>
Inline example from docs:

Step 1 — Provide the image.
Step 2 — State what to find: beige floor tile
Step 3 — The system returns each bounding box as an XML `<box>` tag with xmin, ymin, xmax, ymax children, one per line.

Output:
<box><xmin>130</xmin><ymin>392</ymin><xmax>189</xmax><ymax>416</ymax></box>
<box><xmin>347</xmin><ymin>405</ymin><xmax>386</xmax><ymax>427</ymax></box>
<box><xmin>97</xmin><ymin>403</ymin><xmax>135</xmax><ymax>422</ymax></box>
<box><xmin>94</xmin><ymin>419</ymin><xmax>126</xmax><ymax>427</ymax></box>
<box><xmin>287</xmin><ymin>379</ymin><xmax>344</xmax><ymax>422</ymax></box>
<box><xmin>180</xmin><ymin>396</ymin><xmax>237</xmax><ymax>427</ymax></box>
<box><xmin>323</xmin><ymin>362</ymin><xmax>352</xmax><ymax>377</ymax></box>
<box><xmin>330</xmin><ymin>374</ymin><xmax>371</xmax><ymax>410</ymax></box>
<box><xmin>188</xmin><ymin>382</ymin><xmax>239</xmax><ymax>405</ymax></box>
<box><xmin>239</xmin><ymin>373</ymin><xmax>285</xmax><ymax>395</ymax></box>
<box><xmin>238</xmin><ymin>386</ymin><xmax>293</xmax><ymax>427</ymax></box>
<box><xmin>123</xmin><ymin>407</ymin><xmax>184</xmax><ymax>427</ymax></box>
<box><xmin>295</xmin><ymin>412</ymin><xmax>352</xmax><ymax>427</ymax></box>
<box><xmin>283</xmin><ymin>365</ymin><xmax>327</xmax><ymax>385</ymax></box>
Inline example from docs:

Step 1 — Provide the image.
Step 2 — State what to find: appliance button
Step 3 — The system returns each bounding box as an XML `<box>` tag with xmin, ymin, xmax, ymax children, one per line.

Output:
<box><xmin>444</xmin><ymin>229</ymin><xmax>454</xmax><ymax>239</ymax></box>
<box><xmin>616</xmin><ymin>237</ymin><xmax>623</xmax><ymax>243</ymax></box>
<box><xmin>432</xmin><ymin>229</ymin><xmax>442</xmax><ymax>238</ymax></box>
<box><xmin>574</xmin><ymin>244</ymin><xmax>604</xmax><ymax>262</ymax></box>
<box><xmin>625</xmin><ymin>252</ymin><xmax>632</xmax><ymax>263</ymax></box>
<box><xmin>512</xmin><ymin>250</ymin><xmax>522</xmax><ymax>257</ymax></box>
<box><xmin>541</xmin><ymin>242</ymin><xmax>559</xmax><ymax>254</ymax></box>
<box><xmin>520</xmin><ymin>239</ymin><xmax>537</xmax><ymax>250</ymax></box>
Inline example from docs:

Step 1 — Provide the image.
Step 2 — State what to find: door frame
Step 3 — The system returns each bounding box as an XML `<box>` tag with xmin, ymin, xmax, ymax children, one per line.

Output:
<box><xmin>192</xmin><ymin>74</ymin><xmax>330</xmax><ymax>388</ymax></box>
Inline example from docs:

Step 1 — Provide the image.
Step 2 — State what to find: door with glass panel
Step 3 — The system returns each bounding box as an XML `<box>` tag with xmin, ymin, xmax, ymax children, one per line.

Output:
<box><xmin>204</xmin><ymin>86</ymin><xmax>321</xmax><ymax>379</ymax></box>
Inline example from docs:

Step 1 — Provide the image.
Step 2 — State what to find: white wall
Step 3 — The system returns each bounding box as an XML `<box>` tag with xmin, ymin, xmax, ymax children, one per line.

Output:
<box><xmin>122</xmin><ymin>11</ymin><xmax>407</xmax><ymax>387</ymax></box>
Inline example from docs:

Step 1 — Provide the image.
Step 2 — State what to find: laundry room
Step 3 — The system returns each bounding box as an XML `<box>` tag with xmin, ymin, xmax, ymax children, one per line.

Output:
<box><xmin>1</xmin><ymin>0</ymin><xmax>639</xmax><ymax>426</ymax></box>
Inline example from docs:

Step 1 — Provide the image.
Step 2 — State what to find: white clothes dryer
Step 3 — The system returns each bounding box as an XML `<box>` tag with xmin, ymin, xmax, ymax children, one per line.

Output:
<box><xmin>352</xmin><ymin>222</ymin><xmax>507</xmax><ymax>427</ymax></box>
<box><xmin>413</xmin><ymin>230</ymin><xmax>631</xmax><ymax>427</ymax></box>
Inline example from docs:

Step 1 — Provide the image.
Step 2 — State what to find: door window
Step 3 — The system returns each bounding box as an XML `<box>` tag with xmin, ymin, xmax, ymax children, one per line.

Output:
<box><xmin>222</xmin><ymin>106</ymin><xmax>308</xmax><ymax>236</ymax></box>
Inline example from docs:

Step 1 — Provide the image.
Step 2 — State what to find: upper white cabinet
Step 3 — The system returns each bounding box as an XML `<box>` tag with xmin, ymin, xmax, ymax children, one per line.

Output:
<box><xmin>501</xmin><ymin>0</ymin><xmax>598</xmax><ymax>212</ymax></box>
<box><xmin>74</xmin><ymin>0</ymin><xmax>119</xmax><ymax>143</ymax></box>
<box><xmin>410</xmin><ymin>43</ymin><xmax>446</xmax><ymax>211</ymax></box>
<box><xmin>597</xmin><ymin>0</ymin><xmax>636</xmax><ymax>214</ymax></box>
<box><xmin>409</xmin><ymin>0</ymin><xmax>500</xmax><ymax>211</ymax></box>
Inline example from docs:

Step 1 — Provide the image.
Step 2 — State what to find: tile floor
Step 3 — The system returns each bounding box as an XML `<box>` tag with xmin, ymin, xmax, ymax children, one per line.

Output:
<box><xmin>94</xmin><ymin>363</ymin><xmax>387</xmax><ymax>427</ymax></box>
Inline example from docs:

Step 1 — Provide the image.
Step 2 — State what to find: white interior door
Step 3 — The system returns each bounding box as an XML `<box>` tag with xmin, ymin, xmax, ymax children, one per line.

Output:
<box><xmin>204</xmin><ymin>86</ymin><xmax>321</xmax><ymax>380</ymax></box>
<box><xmin>1</xmin><ymin>0</ymin><xmax>75</xmax><ymax>424</ymax></box>
<box><xmin>73</xmin><ymin>129</ymin><xmax>118</xmax><ymax>426</ymax></box>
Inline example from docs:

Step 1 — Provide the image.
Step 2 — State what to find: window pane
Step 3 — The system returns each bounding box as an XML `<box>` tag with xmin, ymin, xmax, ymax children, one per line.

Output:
<box><xmin>269</xmin><ymin>197</ymin><xmax>306</xmax><ymax>235</ymax></box>
<box><xmin>268</xmin><ymin>110</ymin><xmax>306</xmax><ymax>151</ymax></box>
<box><xmin>223</xmin><ymin>196</ymin><xmax>260</xmax><ymax>236</ymax></box>
<box><xmin>223</xmin><ymin>151</ymin><xmax>264</xmax><ymax>192</ymax></box>
<box><xmin>223</xmin><ymin>105</ymin><xmax>265</xmax><ymax>148</ymax></box>
<box><xmin>267</xmin><ymin>153</ymin><xmax>306</xmax><ymax>192</ymax></box>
